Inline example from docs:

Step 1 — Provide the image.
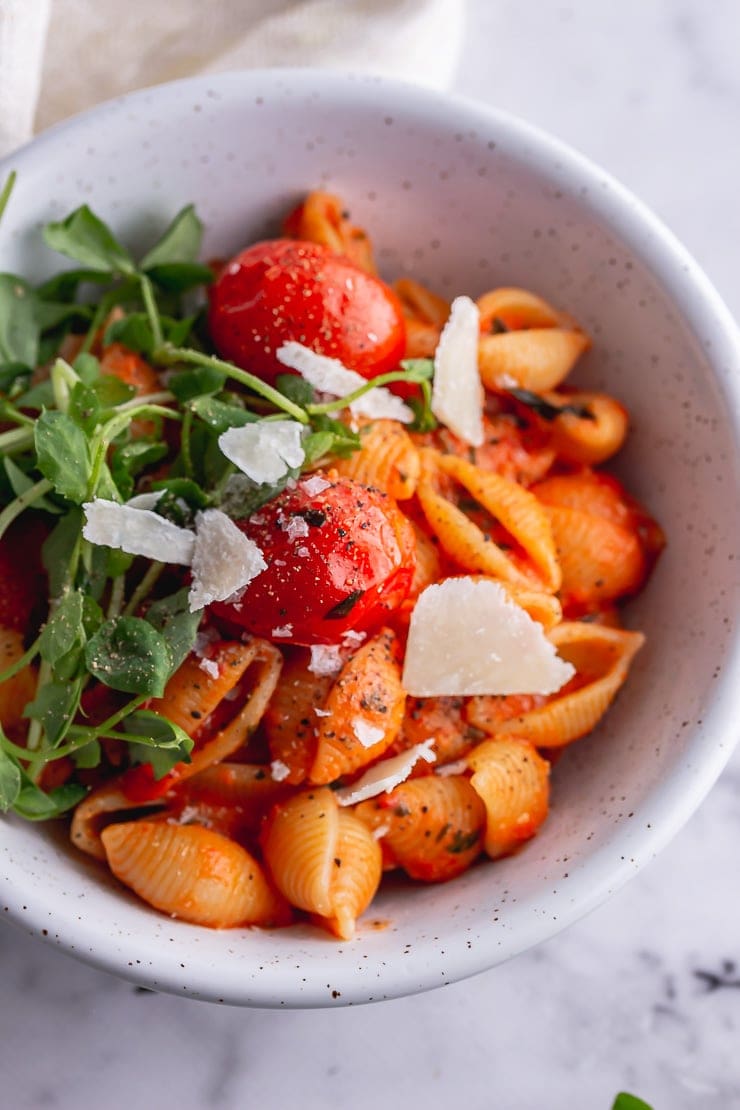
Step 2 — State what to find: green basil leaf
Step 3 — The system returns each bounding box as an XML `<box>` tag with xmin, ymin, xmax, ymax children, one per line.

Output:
<box><xmin>23</xmin><ymin>679</ymin><xmax>83</xmax><ymax>745</ymax></box>
<box><xmin>85</xmin><ymin>616</ymin><xmax>172</xmax><ymax>696</ymax></box>
<box><xmin>34</xmin><ymin>410</ymin><xmax>92</xmax><ymax>503</ymax></box>
<box><xmin>71</xmin><ymin>739</ymin><xmax>101</xmax><ymax>769</ymax></box>
<box><xmin>611</xmin><ymin>1095</ymin><xmax>654</xmax><ymax>1110</ymax></box>
<box><xmin>38</xmin><ymin>590</ymin><xmax>85</xmax><ymax>668</ymax></box>
<box><xmin>189</xmin><ymin>395</ymin><xmax>259</xmax><ymax>434</ymax></box>
<box><xmin>140</xmin><ymin>205</ymin><xmax>203</xmax><ymax>269</ymax></box>
<box><xmin>145</xmin><ymin>262</ymin><xmax>214</xmax><ymax>294</ymax></box>
<box><xmin>0</xmin><ymin>745</ymin><xmax>21</xmax><ymax>812</ymax></box>
<box><xmin>0</xmin><ymin>274</ymin><xmax>38</xmax><ymax>366</ymax></box>
<box><xmin>168</xmin><ymin>365</ymin><xmax>225</xmax><ymax>402</ymax></box>
<box><xmin>4</xmin><ymin>458</ymin><xmax>63</xmax><ymax>515</ymax></box>
<box><xmin>399</xmin><ymin>357</ymin><xmax>435</xmax><ymax>381</ymax></box>
<box><xmin>275</xmin><ymin>373</ymin><xmax>315</xmax><ymax>407</ymax></box>
<box><xmin>43</xmin><ymin>206</ymin><xmax>135</xmax><ymax>275</ymax></box>
<box><xmin>37</xmin><ymin>268</ymin><xmax>113</xmax><ymax>303</ymax></box>
<box><xmin>12</xmin><ymin>773</ymin><xmax>86</xmax><ymax>821</ymax></box>
<box><xmin>42</xmin><ymin>509</ymin><xmax>83</xmax><ymax>597</ymax></box>
<box><xmin>144</xmin><ymin>588</ymin><xmax>201</xmax><ymax>674</ymax></box>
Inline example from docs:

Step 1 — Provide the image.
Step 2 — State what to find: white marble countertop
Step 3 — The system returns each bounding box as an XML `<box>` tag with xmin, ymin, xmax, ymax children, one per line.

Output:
<box><xmin>2</xmin><ymin>2</ymin><xmax>739</xmax><ymax>1107</ymax></box>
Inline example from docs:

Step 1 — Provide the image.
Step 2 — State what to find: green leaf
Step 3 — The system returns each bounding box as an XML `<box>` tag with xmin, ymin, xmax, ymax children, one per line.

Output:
<box><xmin>73</xmin><ymin>352</ymin><xmax>102</xmax><ymax>383</ymax></box>
<box><xmin>38</xmin><ymin>590</ymin><xmax>85</xmax><ymax>670</ymax></box>
<box><xmin>0</xmin><ymin>362</ymin><xmax>31</xmax><ymax>393</ymax></box>
<box><xmin>189</xmin><ymin>395</ymin><xmax>259</xmax><ymax>434</ymax></box>
<box><xmin>71</xmin><ymin>739</ymin><xmax>101</xmax><ymax>769</ymax></box>
<box><xmin>43</xmin><ymin>205</ymin><xmax>135</xmax><ymax>275</ymax></box>
<box><xmin>275</xmin><ymin>372</ymin><xmax>315</xmax><ymax>407</ymax></box>
<box><xmin>611</xmin><ymin>1095</ymin><xmax>653</xmax><ymax>1110</ymax></box>
<box><xmin>218</xmin><ymin>471</ymin><xmax>294</xmax><ymax>520</ymax></box>
<box><xmin>168</xmin><ymin>365</ymin><xmax>225</xmax><ymax>402</ymax></box>
<box><xmin>23</xmin><ymin>679</ymin><xmax>83</xmax><ymax>746</ymax></box>
<box><xmin>140</xmin><ymin>205</ymin><xmax>203</xmax><ymax>269</ymax></box>
<box><xmin>0</xmin><ymin>274</ymin><xmax>38</xmax><ymax>366</ymax></box>
<box><xmin>399</xmin><ymin>357</ymin><xmax>435</xmax><ymax>381</ymax></box>
<box><xmin>37</xmin><ymin>268</ymin><xmax>112</xmax><ymax>303</ymax></box>
<box><xmin>0</xmin><ymin>745</ymin><xmax>21</xmax><ymax>812</ymax></box>
<box><xmin>125</xmin><ymin>710</ymin><xmax>194</xmax><ymax>780</ymax></box>
<box><xmin>0</xmin><ymin>171</ymin><xmax>16</xmax><ymax>227</ymax></box>
<box><xmin>104</xmin><ymin>312</ymin><xmax>155</xmax><ymax>355</ymax></box>
<box><xmin>85</xmin><ymin>616</ymin><xmax>172</xmax><ymax>696</ymax></box>
<box><xmin>307</xmin><ymin>414</ymin><xmax>361</xmax><ymax>459</ymax></box>
<box><xmin>34</xmin><ymin>410</ymin><xmax>92</xmax><ymax>504</ymax></box>
<box><xmin>407</xmin><ymin>395</ymin><xmax>437</xmax><ymax>434</ymax></box>
<box><xmin>13</xmin><ymin>379</ymin><xmax>54</xmax><ymax>411</ymax></box>
<box><xmin>12</xmin><ymin>773</ymin><xmax>86</xmax><ymax>821</ymax></box>
<box><xmin>144</xmin><ymin>588</ymin><xmax>201</xmax><ymax>674</ymax></box>
<box><xmin>42</xmin><ymin>509</ymin><xmax>83</xmax><ymax>597</ymax></box>
<box><xmin>109</xmin><ymin>439</ymin><xmax>168</xmax><ymax>500</ymax></box>
<box><xmin>35</xmin><ymin>300</ymin><xmax>92</xmax><ymax>332</ymax></box>
<box><xmin>145</xmin><ymin>263</ymin><xmax>213</xmax><ymax>294</ymax></box>
<box><xmin>4</xmin><ymin>458</ymin><xmax>63</xmax><ymax>515</ymax></box>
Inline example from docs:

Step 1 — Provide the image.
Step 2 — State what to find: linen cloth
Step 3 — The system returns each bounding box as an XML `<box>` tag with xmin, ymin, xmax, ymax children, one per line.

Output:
<box><xmin>0</xmin><ymin>0</ymin><xmax>464</xmax><ymax>157</ymax></box>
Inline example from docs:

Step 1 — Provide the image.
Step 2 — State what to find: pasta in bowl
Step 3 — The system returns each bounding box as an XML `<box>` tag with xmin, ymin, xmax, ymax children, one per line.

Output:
<box><xmin>1</xmin><ymin>70</ymin><xmax>738</xmax><ymax>1006</ymax></box>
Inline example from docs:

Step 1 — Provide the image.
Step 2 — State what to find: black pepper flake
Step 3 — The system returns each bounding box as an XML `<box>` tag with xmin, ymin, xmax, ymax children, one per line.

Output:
<box><xmin>300</xmin><ymin>509</ymin><xmax>327</xmax><ymax>527</ymax></box>
<box><xmin>325</xmin><ymin>589</ymin><xmax>364</xmax><ymax>620</ymax></box>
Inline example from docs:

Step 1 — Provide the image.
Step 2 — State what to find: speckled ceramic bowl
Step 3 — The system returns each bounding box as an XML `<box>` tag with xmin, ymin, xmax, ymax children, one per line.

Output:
<box><xmin>1</xmin><ymin>70</ymin><xmax>739</xmax><ymax>1007</ymax></box>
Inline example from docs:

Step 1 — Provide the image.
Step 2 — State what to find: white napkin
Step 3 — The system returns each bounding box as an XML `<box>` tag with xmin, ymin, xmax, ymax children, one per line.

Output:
<box><xmin>0</xmin><ymin>0</ymin><xmax>464</xmax><ymax>158</ymax></box>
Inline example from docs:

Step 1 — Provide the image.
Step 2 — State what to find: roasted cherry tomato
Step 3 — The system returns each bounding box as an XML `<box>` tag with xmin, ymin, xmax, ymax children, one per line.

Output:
<box><xmin>0</xmin><ymin>516</ymin><xmax>48</xmax><ymax>634</ymax></box>
<box><xmin>212</xmin><ymin>476</ymin><xmax>416</xmax><ymax>646</ymax></box>
<box><xmin>208</xmin><ymin>239</ymin><xmax>406</xmax><ymax>386</ymax></box>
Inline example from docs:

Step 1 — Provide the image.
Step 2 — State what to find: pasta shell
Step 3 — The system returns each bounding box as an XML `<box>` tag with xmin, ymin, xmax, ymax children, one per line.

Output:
<box><xmin>102</xmin><ymin>820</ymin><xmax>287</xmax><ymax>927</ymax></box>
<box><xmin>543</xmin><ymin>505</ymin><xmax>645</xmax><ymax>608</ymax></box>
<box><xmin>478</xmin><ymin>328</ymin><xmax>590</xmax><ymax>392</ymax></box>
<box><xmin>318</xmin><ymin>811</ymin><xmax>382</xmax><ymax>941</ymax></box>
<box><xmin>491</xmin><ymin>623</ymin><xmax>645</xmax><ymax>748</ymax></box>
<box><xmin>468</xmin><ymin>738</ymin><xmax>550</xmax><ymax>859</ymax></box>
<box><xmin>148</xmin><ymin>640</ymin><xmax>260</xmax><ymax>738</ymax></box>
<box><xmin>283</xmin><ymin>190</ymin><xmax>376</xmax><ymax>273</ymax></box>
<box><xmin>544</xmin><ymin>391</ymin><xmax>629</xmax><ymax>465</ymax></box>
<box><xmin>476</xmin><ymin>287</ymin><xmax>565</xmax><ymax>331</ymax></box>
<box><xmin>395</xmin><ymin>696</ymin><xmax>475</xmax><ymax>767</ymax></box>
<box><xmin>264</xmin><ymin>650</ymin><xmax>333</xmax><ymax>784</ymax></box>
<box><xmin>309</xmin><ymin>630</ymin><xmax>406</xmax><ymax>785</ymax></box>
<box><xmin>356</xmin><ymin>775</ymin><xmax>485</xmax><ymax>882</ymax></box>
<box><xmin>333</xmin><ymin>419</ymin><xmax>420</xmax><ymax>501</ymax></box>
<box><xmin>166</xmin><ymin>762</ymin><xmax>292</xmax><ymax>842</ymax></box>
<box><xmin>395</xmin><ymin>277</ymin><xmax>450</xmax><ymax>327</ymax></box>
<box><xmin>71</xmin><ymin>783</ymin><xmax>145</xmax><ymax>861</ymax></box>
<box><xmin>262</xmin><ymin>787</ymin><xmax>339</xmax><ymax>918</ymax></box>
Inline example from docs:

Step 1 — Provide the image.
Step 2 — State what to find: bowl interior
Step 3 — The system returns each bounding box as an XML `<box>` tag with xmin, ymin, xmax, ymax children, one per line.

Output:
<box><xmin>1</xmin><ymin>70</ymin><xmax>739</xmax><ymax>1006</ymax></box>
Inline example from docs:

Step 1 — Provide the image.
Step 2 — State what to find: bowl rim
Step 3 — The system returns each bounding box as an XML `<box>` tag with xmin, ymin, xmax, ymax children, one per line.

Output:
<box><xmin>1</xmin><ymin>67</ymin><xmax>739</xmax><ymax>1008</ymax></box>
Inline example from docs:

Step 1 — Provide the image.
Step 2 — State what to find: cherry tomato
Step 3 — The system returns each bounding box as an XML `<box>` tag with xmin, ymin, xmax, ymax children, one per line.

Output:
<box><xmin>212</xmin><ymin>476</ymin><xmax>416</xmax><ymax>646</ymax></box>
<box><xmin>208</xmin><ymin>239</ymin><xmax>406</xmax><ymax>387</ymax></box>
<box><xmin>0</xmin><ymin>516</ymin><xmax>48</xmax><ymax>634</ymax></box>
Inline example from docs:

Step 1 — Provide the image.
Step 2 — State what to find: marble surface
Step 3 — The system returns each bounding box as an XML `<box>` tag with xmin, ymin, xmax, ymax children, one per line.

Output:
<box><xmin>2</xmin><ymin>2</ymin><xmax>740</xmax><ymax>1107</ymax></box>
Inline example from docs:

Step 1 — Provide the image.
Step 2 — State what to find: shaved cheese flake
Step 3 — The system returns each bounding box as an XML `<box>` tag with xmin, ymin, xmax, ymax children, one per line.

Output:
<box><xmin>82</xmin><ymin>499</ymin><xmax>195</xmax><ymax>565</ymax></box>
<box><xmin>431</xmin><ymin>295</ymin><xmax>484</xmax><ymax>447</ymax></box>
<box><xmin>435</xmin><ymin>759</ymin><xmax>469</xmax><ymax>777</ymax></box>
<box><xmin>125</xmin><ymin>490</ymin><xmax>164</xmax><ymax>511</ymax></box>
<box><xmin>188</xmin><ymin>509</ymin><xmax>267</xmax><ymax>612</ymax></box>
<box><xmin>351</xmin><ymin>717</ymin><xmax>385</xmax><ymax>749</ymax></box>
<box><xmin>218</xmin><ymin>420</ymin><xmax>305</xmax><ymax>485</ymax></box>
<box><xmin>308</xmin><ymin>644</ymin><xmax>344</xmax><ymax>677</ymax></box>
<box><xmin>276</xmin><ymin>341</ymin><xmax>413</xmax><ymax>424</ymax></box>
<box><xmin>335</xmin><ymin>740</ymin><xmax>436</xmax><ymax>807</ymax></box>
<box><xmin>402</xmin><ymin>578</ymin><xmax>575</xmax><ymax>697</ymax></box>
<box><xmin>314</xmin><ymin>706</ymin><xmax>331</xmax><ymax>718</ymax></box>
<box><xmin>270</xmin><ymin>760</ymin><xmax>291</xmax><ymax>782</ymax></box>
<box><xmin>198</xmin><ymin>657</ymin><xmax>220</xmax><ymax>680</ymax></box>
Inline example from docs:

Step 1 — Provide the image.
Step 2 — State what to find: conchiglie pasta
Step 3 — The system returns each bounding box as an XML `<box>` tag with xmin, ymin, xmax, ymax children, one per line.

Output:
<box><xmin>543</xmin><ymin>391</ymin><xmax>629</xmax><ymax>465</ymax></box>
<box><xmin>309</xmin><ymin>629</ymin><xmax>406</xmax><ymax>785</ymax></box>
<box><xmin>478</xmin><ymin>328</ymin><xmax>590</xmax><ymax>392</ymax></box>
<box><xmin>283</xmin><ymin>190</ymin><xmax>376</xmax><ymax>273</ymax></box>
<box><xmin>475</xmin><ymin>623</ymin><xmax>645</xmax><ymax>748</ymax></box>
<box><xmin>147</xmin><ymin>640</ymin><xmax>257</xmax><ymax>738</ymax></box>
<box><xmin>264</xmin><ymin>651</ymin><xmax>334</xmax><ymax>785</ymax></box>
<box><xmin>468</xmin><ymin>737</ymin><xmax>550</xmax><ymax>859</ymax></box>
<box><xmin>318</xmin><ymin>811</ymin><xmax>383</xmax><ymax>940</ymax></box>
<box><xmin>355</xmin><ymin>775</ymin><xmax>485</xmax><ymax>882</ymax></box>
<box><xmin>262</xmin><ymin>787</ymin><xmax>338</xmax><ymax>918</ymax></box>
<box><xmin>332</xmin><ymin>419</ymin><xmax>420</xmax><ymax>501</ymax></box>
<box><xmin>102</xmin><ymin>820</ymin><xmax>288</xmax><ymax>927</ymax></box>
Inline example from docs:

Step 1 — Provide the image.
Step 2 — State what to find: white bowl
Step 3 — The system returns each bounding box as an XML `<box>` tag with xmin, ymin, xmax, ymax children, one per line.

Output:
<box><xmin>1</xmin><ymin>70</ymin><xmax>739</xmax><ymax>1007</ymax></box>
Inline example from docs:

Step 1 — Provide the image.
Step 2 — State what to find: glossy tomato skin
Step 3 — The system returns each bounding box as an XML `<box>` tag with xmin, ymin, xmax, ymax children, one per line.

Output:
<box><xmin>0</xmin><ymin>516</ymin><xmax>48</xmax><ymax>635</ymax></box>
<box><xmin>212</xmin><ymin>476</ymin><xmax>416</xmax><ymax>646</ymax></box>
<box><xmin>208</xmin><ymin>239</ymin><xmax>406</xmax><ymax>387</ymax></box>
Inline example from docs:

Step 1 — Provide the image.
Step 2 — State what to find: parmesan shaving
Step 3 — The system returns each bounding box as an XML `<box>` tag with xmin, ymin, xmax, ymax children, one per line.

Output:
<box><xmin>276</xmin><ymin>341</ymin><xmax>413</xmax><ymax>424</ymax></box>
<box><xmin>431</xmin><ymin>295</ymin><xmax>484</xmax><ymax>447</ymax></box>
<box><xmin>188</xmin><ymin>509</ymin><xmax>267</xmax><ymax>612</ymax></box>
<box><xmin>218</xmin><ymin>420</ymin><xmax>305</xmax><ymax>484</ymax></box>
<box><xmin>302</xmin><ymin>475</ymin><xmax>331</xmax><ymax>496</ymax></box>
<box><xmin>334</xmin><ymin>740</ymin><xmax>436</xmax><ymax>807</ymax></box>
<box><xmin>402</xmin><ymin>577</ymin><xmax>575</xmax><ymax>697</ymax></box>
<box><xmin>308</xmin><ymin>644</ymin><xmax>344</xmax><ymax>677</ymax></box>
<box><xmin>82</xmin><ymin>499</ymin><xmax>195</xmax><ymax>565</ymax></box>
<box><xmin>351</xmin><ymin>717</ymin><xmax>385</xmax><ymax>749</ymax></box>
<box><xmin>435</xmin><ymin>759</ymin><xmax>469</xmax><ymax>777</ymax></box>
<box><xmin>198</xmin><ymin>657</ymin><xmax>220</xmax><ymax>680</ymax></box>
<box><xmin>270</xmin><ymin>760</ymin><xmax>291</xmax><ymax>782</ymax></box>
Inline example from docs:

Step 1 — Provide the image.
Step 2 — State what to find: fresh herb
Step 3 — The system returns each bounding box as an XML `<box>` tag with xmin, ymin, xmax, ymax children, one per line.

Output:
<box><xmin>325</xmin><ymin>590</ymin><xmax>364</xmax><ymax>619</ymax></box>
<box><xmin>611</xmin><ymin>1095</ymin><xmax>653</xmax><ymax>1110</ymax></box>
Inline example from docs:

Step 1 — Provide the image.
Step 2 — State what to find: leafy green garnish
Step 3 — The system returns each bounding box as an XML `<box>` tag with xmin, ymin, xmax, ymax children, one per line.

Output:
<box><xmin>611</xmin><ymin>1095</ymin><xmax>653</xmax><ymax>1110</ymax></box>
<box><xmin>508</xmin><ymin>387</ymin><xmax>594</xmax><ymax>422</ymax></box>
<box><xmin>43</xmin><ymin>205</ymin><xmax>136</xmax><ymax>275</ymax></box>
<box><xmin>85</xmin><ymin>617</ymin><xmax>172</xmax><ymax>697</ymax></box>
